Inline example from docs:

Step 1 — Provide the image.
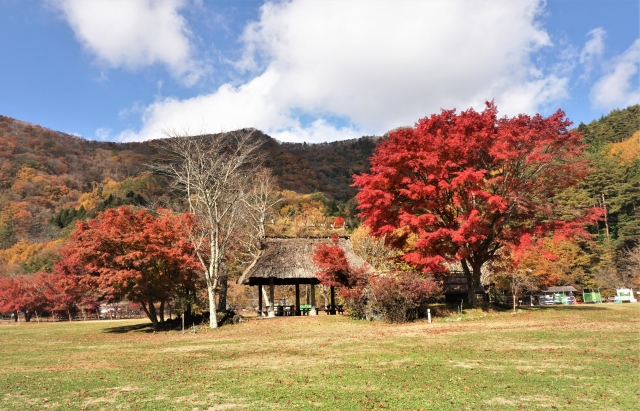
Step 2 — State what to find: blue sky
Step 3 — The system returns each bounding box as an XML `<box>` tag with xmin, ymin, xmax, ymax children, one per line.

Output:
<box><xmin>0</xmin><ymin>0</ymin><xmax>638</xmax><ymax>143</ymax></box>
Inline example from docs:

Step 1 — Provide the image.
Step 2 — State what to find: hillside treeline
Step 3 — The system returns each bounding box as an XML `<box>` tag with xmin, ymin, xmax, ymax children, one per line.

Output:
<box><xmin>0</xmin><ymin>105</ymin><xmax>638</xmax><ymax>313</ymax></box>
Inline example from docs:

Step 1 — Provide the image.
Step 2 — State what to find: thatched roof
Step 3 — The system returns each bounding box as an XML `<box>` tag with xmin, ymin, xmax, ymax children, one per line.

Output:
<box><xmin>237</xmin><ymin>237</ymin><xmax>368</xmax><ymax>286</ymax></box>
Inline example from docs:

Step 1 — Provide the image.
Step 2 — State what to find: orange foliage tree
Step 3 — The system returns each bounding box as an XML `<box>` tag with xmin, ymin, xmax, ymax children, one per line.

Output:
<box><xmin>57</xmin><ymin>207</ymin><xmax>200</xmax><ymax>328</ymax></box>
<box><xmin>0</xmin><ymin>273</ymin><xmax>51</xmax><ymax>322</ymax></box>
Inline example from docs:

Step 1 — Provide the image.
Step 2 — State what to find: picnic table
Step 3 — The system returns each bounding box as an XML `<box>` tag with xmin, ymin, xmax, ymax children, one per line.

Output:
<box><xmin>300</xmin><ymin>305</ymin><xmax>312</xmax><ymax>315</ymax></box>
<box><xmin>257</xmin><ymin>304</ymin><xmax>345</xmax><ymax>316</ymax></box>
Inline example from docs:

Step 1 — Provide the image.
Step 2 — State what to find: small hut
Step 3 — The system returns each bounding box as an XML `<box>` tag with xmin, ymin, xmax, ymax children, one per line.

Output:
<box><xmin>442</xmin><ymin>274</ymin><xmax>487</xmax><ymax>304</ymax></box>
<box><xmin>237</xmin><ymin>237</ymin><xmax>368</xmax><ymax>316</ymax></box>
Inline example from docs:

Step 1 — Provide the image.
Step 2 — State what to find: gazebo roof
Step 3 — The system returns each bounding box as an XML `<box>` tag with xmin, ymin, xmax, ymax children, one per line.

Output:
<box><xmin>237</xmin><ymin>237</ymin><xmax>368</xmax><ymax>286</ymax></box>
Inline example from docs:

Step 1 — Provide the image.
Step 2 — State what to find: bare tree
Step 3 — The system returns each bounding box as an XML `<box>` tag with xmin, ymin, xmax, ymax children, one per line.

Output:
<box><xmin>506</xmin><ymin>270</ymin><xmax>538</xmax><ymax>311</ymax></box>
<box><xmin>154</xmin><ymin>128</ymin><xmax>263</xmax><ymax>328</ymax></box>
<box><xmin>238</xmin><ymin>168</ymin><xmax>282</xmax><ymax>314</ymax></box>
<box><xmin>241</xmin><ymin>168</ymin><xmax>282</xmax><ymax>244</ymax></box>
<box><xmin>488</xmin><ymin>266</ymin><xmax>538</xmax><ymax>311</ymax></box>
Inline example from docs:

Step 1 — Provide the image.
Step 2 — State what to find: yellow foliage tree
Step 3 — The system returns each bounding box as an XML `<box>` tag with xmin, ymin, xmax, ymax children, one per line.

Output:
<box><xmin>608</xmin><ymin>130</ymin><xmax>640</xmax><ymax>163</ymax></box>
<box><xmin>0</xmin><ymin>239</ymin><xmax>42</xmax><ymax>266</ymax></box>
<box><xmin>350</xmin><ymin>225</ymin><xmax>398</xmax><ymax>272</ymax></box>
<box><xmin>15</xmin><ymin>166</ymin><xmax>37</xmax><ymax>181</ymax></box>
<box><xmin>76</xmin><ymin>191</ymin><xmax>103</xmax><ymax>211</ymax></box>
<box><xmin>102</xmin><ymin>178</ymin><xmax>122</xmax><ymax>197</ymax></box>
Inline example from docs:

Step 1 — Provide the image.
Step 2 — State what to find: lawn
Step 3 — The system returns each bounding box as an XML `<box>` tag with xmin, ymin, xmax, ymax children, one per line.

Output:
<box><xmin>0</xmin><ymin>304</ymin><xmax>638</xmax><ymax>411</ymax></box>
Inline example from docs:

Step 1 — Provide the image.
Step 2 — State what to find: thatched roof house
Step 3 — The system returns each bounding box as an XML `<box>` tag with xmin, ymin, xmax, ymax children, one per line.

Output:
<box><xmin>237</xmin><ymin>237</ymin><xmax>368</xmax><ymax>286</ymax></box>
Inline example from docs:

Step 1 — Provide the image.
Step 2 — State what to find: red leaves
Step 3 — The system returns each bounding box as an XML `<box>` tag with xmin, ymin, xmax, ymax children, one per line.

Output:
<box><xmin>56</xmin><ymin>206</ymin><xmax>200</xmax><ymax>309</ymax></box>
<box><xmin>311</xmin><ymin>236</ymin><xmax>440</xmax><ymax>322</ymax></box>
<box><xmin>0</xmin><ymin>272</ymin><xmax>54</xmax><ymax>317</ymax></box>
<box><xmin>312</xmin><ymin>236</ymin><xmax>366</xmax><ymax>288</ymax></box>
<box><xmin>354</xmin><ymin>102</ymin><xmax>591</xmax><ymax>275</ymax></box>
<box><xmin>369</xmin><ymin>272</ymin><xmax>440</xmax><ymax>323</ymax></box>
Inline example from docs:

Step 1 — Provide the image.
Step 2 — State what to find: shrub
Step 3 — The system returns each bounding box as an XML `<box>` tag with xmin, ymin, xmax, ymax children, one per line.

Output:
<box><xmin>370</xmin><ymin>272</ymin><xmax>440</xmax><ymax>323</ymax></box>
<box><xmin>312</xmin><ymin>235</ymin><xmax>440</xmax><ymax>323</ymax></box>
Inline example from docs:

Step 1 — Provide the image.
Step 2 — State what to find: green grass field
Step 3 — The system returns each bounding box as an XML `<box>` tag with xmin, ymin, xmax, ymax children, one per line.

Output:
<box><xmin>0</xmin><ymin>305</ymin><xmax>638</xmax><ymax>411</ymax></box>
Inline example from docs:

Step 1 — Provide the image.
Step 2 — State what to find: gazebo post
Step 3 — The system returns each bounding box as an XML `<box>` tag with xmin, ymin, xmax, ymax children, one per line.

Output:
<box><xmin>330</xmin><ymin>286</ymin><xmax>336</xmax><ymax>315</ymax></box>
<box><xmin>310</xmin><ymin>282</ymin><xmax>317</xmax><ymax>316</ymax></box>
<box><xmin>268</xmin><ymin>277</ymin><xmax>275</xmax><ymax>318</ymax></box>
<box><xmin>295</xmin><ymin>280</ymin><xmax>301</xmax><ymax>316</ymax></box>
<box><xmin>257</xmin><ymin>284</ymin><xmax>263</xmax><ymax>317</ymax></box>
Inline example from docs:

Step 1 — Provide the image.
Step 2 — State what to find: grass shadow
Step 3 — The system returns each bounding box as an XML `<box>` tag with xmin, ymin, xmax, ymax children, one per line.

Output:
<box><xmin>103</xmin><ymin>322</ymin><xmax>155</xmax><ymax>334</ymax></box>
<box><xmin>520</xmin><ymin>304</ymin><xmax>610</xmax><ymax>311</ymax></box>
<box><xmin>102</xmin><ymin>315</ymin><xmax>213</xmax><ymax>334</ymax></box>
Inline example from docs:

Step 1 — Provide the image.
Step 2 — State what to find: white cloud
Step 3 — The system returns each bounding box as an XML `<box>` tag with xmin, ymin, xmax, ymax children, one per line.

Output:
<box><xmin>53</xmin><ymin>0</ymin><xmax>202</xmax><ymax>85</ymax></box>
<box><xmin>590</xmin><ymin>39</ymin><xmax>640</xmax><ymax>109</ymax></box>
<box><xmin>95</xmin><ymin>127</ymin><xmax>112</xmax><ymax>141</ymax></box>
<box><xmin>579</xmin><ymin>28</ymin><xmax>606</xmax><ymax>80</ymax></box>
<box><xmin>500</xmin><ymin>75</ymin><xmax>569</xmax><ymax>114</ymax></box>
<box><xmin>117</xmin><ymin>0</ymin><xmax>568</xmax><ymax>142</ymax></box>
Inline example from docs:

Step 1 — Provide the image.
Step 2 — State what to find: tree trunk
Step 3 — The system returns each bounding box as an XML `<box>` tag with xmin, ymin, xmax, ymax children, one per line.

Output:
<box><xmin>208</xmin><ymin>283</ymin><xmax>218</xmax><ymax>328</ymax></box>
<box><xmin>141</xmin><ymin>300</ymin><xmax>159</xmax><ymax>329</ymax></box>
<box><xmin>13</xmin><ymin>310</ymin><xmax>18</xmax><ymax>322</ymax></box>
<box><xmin>601</xmin><ymin>192</ymin><xmax>610</xmax><ymax>243</ymax></box>
<box><xmin>261</xmin><ymin>286</ymin><xmax>270</xmax><ymax>311</ymax></box>
<box><xmin>320</xmin><ymin>285</ymin><xmax>330</xmax><ymax>308</ymax></box>
<box><xmin>218</xmin><ymin>274</ymin><xmax>228</xmax><ymax>312</ymax></box>
<box><xmin>159</xmin><ymin>300</ymin><xmax>165</xmax><ymax>324</ymax></box>
<box><xmin>184</xmin><ymin>289</ymin><xmax>193</xmax><ymax>324</ymax></box>
<box><xmin>23</xmin><ymin>311</ymin><xmax>32</xmax><ymax>322</ymax></box>
<box><xmin>462</xmin><ymin>260</ymin><xmax>480</xmax><ymax>307</ymax></box>
<box><xmin>67</xmin><ymin>310</ymin><xmax>72</xmax><ymax>321</ymax></box>
<box><xmin>207</xmin><ymin>257</ymin><xmax>219</xmax><ymax>328</ymax></box>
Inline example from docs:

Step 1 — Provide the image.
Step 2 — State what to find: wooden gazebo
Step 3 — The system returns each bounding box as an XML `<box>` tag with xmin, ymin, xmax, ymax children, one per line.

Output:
<box><xmin>237</xmin><ymin>237</ymin><xmax>368</xmax><ymax>316</ymax></box>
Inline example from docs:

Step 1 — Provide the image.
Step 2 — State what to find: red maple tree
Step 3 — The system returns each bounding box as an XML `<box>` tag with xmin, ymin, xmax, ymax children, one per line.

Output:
<box><xmin>57</xmin><ymin>207</ymin><xmax>200</xmax><ymax>328</ymax></box>
<box><xmin>0</xmin><ymin>273</ymin><xmax>50</xmax><ymax>322</ymax></box>
<box><xmin>354</xmin><ymin>102</ymin><xmax>593</xmax><ymax>305</ymax></box>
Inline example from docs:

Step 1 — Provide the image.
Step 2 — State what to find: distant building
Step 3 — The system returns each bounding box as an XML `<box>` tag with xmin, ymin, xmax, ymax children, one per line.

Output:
<box><xmin>442</xmin><ymin>274</ymin><xmax>486</xmax><ymax>304</ymax></box>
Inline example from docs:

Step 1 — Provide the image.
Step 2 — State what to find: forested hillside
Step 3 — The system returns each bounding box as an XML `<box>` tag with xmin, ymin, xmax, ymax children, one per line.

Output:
<box><xmin>576</xmin><ymin>105</ymin><xmax>640</xmax><ymax>150</ymax></box>
<box><xmin>576</xmin><ymin>105</ymin><xmax>640</xmax><ymax>253</ymax></box>
<box><xmin>267</xmin><ymin>137</ymin><xmax>378</xmax><ymax>200</ymax></box>
<box><xmin>0</xmin><ymin>105</ymin><xmax>637</xmax><ymax>290</ymax></box>
<box><xmin>0</xmin><ymin>115</ymin><xmax>376</xmax><ymax>276</ymax></box>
